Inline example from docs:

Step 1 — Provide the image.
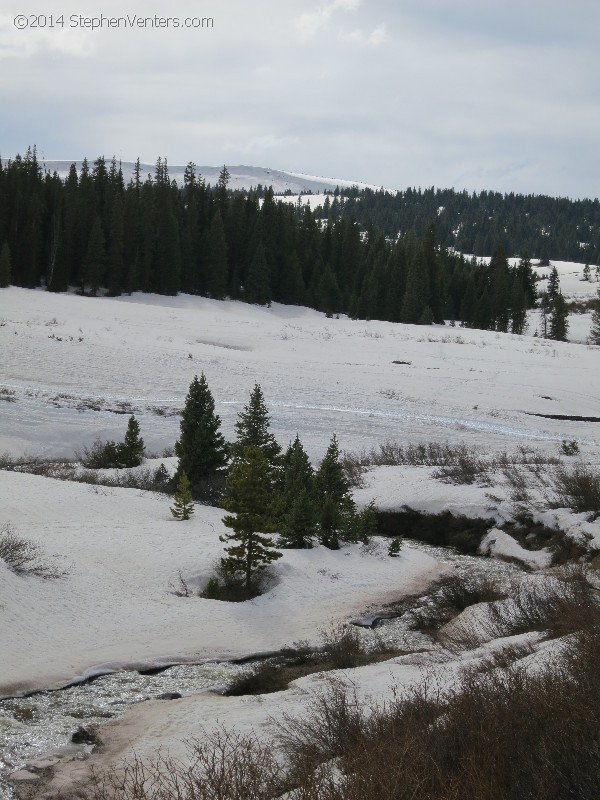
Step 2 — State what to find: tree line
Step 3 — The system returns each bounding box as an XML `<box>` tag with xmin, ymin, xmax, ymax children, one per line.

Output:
<box><xmin>0</xmin><ymin>147</ymin><xmax>542</xmax><ymax>334</ymax></box>
<box><xmin>323</xmin><ymin>185</ymin><xmax>600</xmax><ymax>265</ymax></box>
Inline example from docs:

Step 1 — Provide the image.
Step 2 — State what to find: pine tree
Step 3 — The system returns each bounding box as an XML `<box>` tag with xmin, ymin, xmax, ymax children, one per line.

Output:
<box><xmin>400</xmin><ymin>248</ymin><xmax>429</xmax><ymax>324</ymax></box>
<box><xmin>117</xmin><ymin>415</ymin><xmax>144</xmax><ymax>468</ymax></box>
<box><xmin>82</xmin><ymin>216</ymin><xmax>106</xmax><ymax>295</ymax></box>
<box><xmin>174</xmin><ymin>373</ymin><xmax>228</xmax><ymax>501</ymax></box>
<box><xmin>549</xmin><ymin>292</ymin><xmax>569</xmax><ymax>341</ymax></box>
<box><xmin>547</xmin><ymin>266</ymin><xmax>560</xmax><ymax>299</ymax></box>
<box><xmin>232</xmin><ymin>384</ymin><xmax>281</xmax><ymax>468</ymax></box>
<box><xmin>0</xmin><ymin>242</ymin><xmax>11</xmax><ymax>287</ymax></box>
<box><xmin>589</xmin><ymin>288</ymin><xmax>600</xmax><ymax>345</ymax></box>
<box><xmin>509</xmin><ymin>272</ymin><xmax>528</xmax><ymax>335</ymax></box>
<box><xmin>206</xmin><ymin>210</ymin><xmax>228</xmax><ymax>299</ymax></box>
<box><xmin>315</xmin><ymin>434</ymin><xmax>355</xmax><ymax>549</ymax></box>
<box><xmin>276</xmin><ymin>436</ymin><xmax>317</xmax><ymax>549</ymax></box>
<box><xmin>107</xmin><ymin>193</ymin><xmax>125</xmax><ymax>296</ymax></box>
<box><xmin>220</xmin><ymin>445</ymin><xmax>282</xmax><ymax>595</ymax></box>
<box><xmin>170</xmin><ymin>472</ymin><xmax>194</xmax><ymax>520</ymax></box>
<box><xmin>245</xmin><ymin>240</ymin><xmax>271</xmax><ymax>305</ymax></box>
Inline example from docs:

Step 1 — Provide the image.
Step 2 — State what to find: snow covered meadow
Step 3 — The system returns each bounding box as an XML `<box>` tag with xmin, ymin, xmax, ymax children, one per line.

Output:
<box><xmin>0</xmin><ymin>258</ymin><xmax>599</xmax><ymax>797</ymax></box>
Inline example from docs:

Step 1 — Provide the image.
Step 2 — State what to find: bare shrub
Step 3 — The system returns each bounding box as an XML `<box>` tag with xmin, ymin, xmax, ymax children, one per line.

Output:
<box><xmin>319</xmin><ymin>623</ymin><xmax>363</xmax><ymax>669</ymax></box>
<box><xmin>411</xmin><ymin>573</ymin><xmax>507</xmax><ymax>635</ymax></box>
<box><xmin>83</xmin><ymin>729</ymin><xmax>282</xmax><ymax>800</ymax></box>
<box><xmin>0</xmin><ymin>523</ymin><xmax>65</xmax><ymax>579</ymax></box>
<box><xmin>74</xmin><ymin>622</ymin><xmax>600</xmax><ymax>800</ymax></box>
<box><xmin>552</xmin><ymin>464</ymin><xmax>600</xmax><ymax>517</ymax></box>
<box><xmin>432</xmin><ymin>445</ymin><xmax>491</xmax><ymax>485</ymax></box>
<box><xmin>444</xmin><ymin>567</ymin><xmax>600</xmax><ymax>649</ymax></box>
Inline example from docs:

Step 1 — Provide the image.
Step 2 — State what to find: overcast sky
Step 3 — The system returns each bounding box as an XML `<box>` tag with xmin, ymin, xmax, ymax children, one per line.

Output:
<box><xmin>1</xmin><ymin>0</ymin><xmax>598</xmax><ymax>197</ymax></box>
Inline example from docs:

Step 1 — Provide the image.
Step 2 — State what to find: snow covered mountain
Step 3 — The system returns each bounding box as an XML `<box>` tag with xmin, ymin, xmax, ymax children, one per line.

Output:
<box><xmin>39</xmin><ymin>160</ymin><xmax>381</xmax><ymax>193</ymax></box>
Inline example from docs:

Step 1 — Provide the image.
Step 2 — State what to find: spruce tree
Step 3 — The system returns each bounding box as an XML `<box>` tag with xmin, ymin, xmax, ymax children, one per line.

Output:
<box><xmin>589</xmin><ymin>288</ymin><xmax>600</xmax><ymax>345</ymax></box>
<box><xmin>549</xmin><ymin>292</ymin><xmax>569</xmax><ymax>342</ymax></box>
<box><xmin>82</xmin><ymin>216</ymin><xmax>106</xmax><ymax>295</ymax></box>
<box><xmin>509</xmin><ymin>272</ymin><xmax>528</xmax><ymax>335</ymax></box>
<box><xmin>170</xmin><ymin>472</ymin><xmax>194</xmax><ymax>520</ymax></box>
<box><xmin>547</xmin><ymin>266</ymin><xmax>560</xmax><ymax>299</ymax></box>
<box><xmin>206</xmin><ymin>210</ymin><xmax>228</xmax><ymax>299</ymax></box>
<box><xmin>232</xmin><ymin>384</ymin><xmax>281</xmax><ymax>468</ymax></box>
<box><xmin>400</xmin><ymin>248</ymin><xmax>429</xmax><ymax>324</ymax></box>
<box><xmin>315</xmin><ymin>434</ymin><xmax>356</xmax><ymax>549</ymax></box>
<box><xmin>245</xmin><ymin>240</ymin><xmax>271</xmax><ymax>305</ymax></box>
<box><xmin>117</xmin><ymin>415</ymin><xmax>144</xmax><ymax>468</ymax></box>
<box><xmin>174</xmin><ymin>373</ymin><xmax>228</xmax><ymax>501</ymax></box>
<box><xmin>276</xmin><ymin>436</ymin><xmax>317</xmax><ymax>549</ymax></box>
<box><xmin>0</xmin><ymin>242</ymin><xmax>11</xmax><ymax>287</ymax></box>
<box><xmin>220</xmin><ymin>445</ymin><xmax>282</xmax><ymax>595</ymax></box>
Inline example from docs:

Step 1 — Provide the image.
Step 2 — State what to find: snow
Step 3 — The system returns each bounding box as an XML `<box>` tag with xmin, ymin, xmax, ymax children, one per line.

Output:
<box><xmin>1</xmin><ymin>288</ymin><xmax>599</xmax><ymax>463</ymax></box>
<box><xmin>1</xmin><ymin>269</ymin><xmax>599</xmax><ymax>792</ymax></box>
<box><xmin>39</xmin><ymin>161</ymin><xmax>379</xmax><ymax>194</ymax></box>
<box><xmin>479</xmin><ymin>528</ymin><xmax>553</xmax><ymax>569</ymax></box>
<box><xmin>0</xmin><ymin>468</ymin><xmax>442</xmax><ymax>698</ymax></box>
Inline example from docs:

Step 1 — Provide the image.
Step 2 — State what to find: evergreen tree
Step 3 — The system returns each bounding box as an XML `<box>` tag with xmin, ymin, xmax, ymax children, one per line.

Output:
<box><xmin>117</xmin><ymin>415</ymin><xmax>144</xmax><ymax>467</ymax></box>
<box><xmin>245</xmin><ymin>240</ymin><xmax>271</xmax><ymax>305</ymax></box>
<box><xmin>490</xmin><ymin>245</ymin><xmax>511</xmax><ymax>332</ymax></box>
<box><xmin>82</xmin><ymin>215</ymin><xmax>106</xmax><ymax>295</ymax></box>
<box><xmin>232</xmin><ymin>384</ymin><xmax>281</xmax><ymax>468</ymax></box>
<box><xmin>107</xmin><ymin>193</ymin><xmax>125</xmax><ymax>296</ymax></box>
<box><xmin>170</xmin><ymin>472</ymin><xmax>194</xmax><ymax>520</ymax></box>
<box><xmin>315</xmin><ymin>434</ymin><xmax>355</xmax><ymax>549</ymax></box>
<box><xmin>220</xmin><ymin>445</ymin><xmax>282</xmax><ymax>595</ymax></box>
<box><xmin>539</xmin><ymin>293</ymin><xmax>550</xmax><ymax>339</ymax></box>
<box><xmin>0</xmin><ymin>242</ymin><xmax>11</xmax><ymax>287</ymax></box>
<box><xmin>589</xmin><ymin>288</ymin><xmax>600</xmax><ymax>345</ymax></box>
<box><xmin>400</xmin><ymin>248</ymin><xmax>429</xmax><ymax>324</ymax></box>
<box><xmin>547</xmin><ymin>266</ymin><xmax>560</xmax><ymax>299</ymax></box>
<box><xmin>509</xmin><ymin>272</ymin><xmax>528</xmax><ymax>335</ymax></box>
<box><xmin>174</xmin><ymin>373</ymin><xmax>228</xmax><ymax>501</ymax></box>
<box><xmin>206</xmin><ymin>210</ymin><xmax>228</xmax><ymax>299</ymax></box>
<box><xmin>276</xmin><ymin>436</ymin><xmax>317</xmax><ymax>549</ymax></box>
<box><xmin>548</xmin><ymin>292</ymin><xmax>569</xmax><ymax>341</ymax></box>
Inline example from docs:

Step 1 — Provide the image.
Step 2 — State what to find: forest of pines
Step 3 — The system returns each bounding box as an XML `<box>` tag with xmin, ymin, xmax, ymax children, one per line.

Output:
<box><xmin>0</xmin><ymin>147</ymin><xmax>542</xmax><ymax>333</ymax></box>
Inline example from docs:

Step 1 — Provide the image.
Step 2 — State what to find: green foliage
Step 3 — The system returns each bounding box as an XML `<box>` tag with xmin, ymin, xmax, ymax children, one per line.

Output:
<box><xmin>0</xmin><ymin>242</ymin><xmax>11</xmax><ymax>287</ymax></box>
<box><xmin>388</xmin><ymin>535</ymin><xmax>404</xmax><ymax>557</ymax></box>
<box><xmin>232</xmin><ymin>384</ymin><xmax>281</xmax><ymax>469</ymax></box>
<box><xmin>589</xmin><ymin>288</ymin><xmax>600</xmax><ymax>345</ymax></box>
<box><xmin>118</xmin><ymin>415</ymin><xmax>145</xmax><ymax>468</ymax></box>
<box><xmin>560</xmin><ymin>440</ymin><xmax>580</xmax><ymax>456</ymax></box>
<box><xmin>82</xmin><ymin>215</ymin><xmax>106</xmax><ymax>295</ymax></box>
<box><xmin>315</xmin><ymin>434</ymin><xmax>356</xmax><ymax>548</ymax></box>
<box><xmin>220</xmin><ymin>445</ymin><xmax>282</xmax><ymax>595</ymax></box>
<box><xmin>170</xmin><ymin>471</ymin><xmax>194</xmax><ymax>520</ymax></box>
<box><xmin>80</xmin><ymin>416</ymin><xmax>145</xmax><ymax>469</ymax></box>
<box><xmin>174</xmin><ymin>373</ymin><xmax>227</xmax><ymax>501</ymax></box>
<box><xmin>276</xmin><ymin>436</ymin><xmax>317</xmax><ymax>549</ymax></box>
<box><xmin>548</xmin><ymin>291</ymin><xmax>569</xmax><ymax>341</ymax></box>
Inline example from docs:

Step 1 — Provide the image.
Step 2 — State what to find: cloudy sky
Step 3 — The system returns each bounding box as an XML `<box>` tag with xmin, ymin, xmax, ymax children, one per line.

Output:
<box><xmin>1</xmin><ymin>0</ymin><xmax>598</xmax><ymax>197</ymax></box>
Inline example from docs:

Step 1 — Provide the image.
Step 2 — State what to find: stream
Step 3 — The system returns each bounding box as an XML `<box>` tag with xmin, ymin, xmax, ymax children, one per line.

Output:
<box><xmin>0</xmin><ymin>543</ymin><xmax>522</xmax><ymax>800</ymax></box>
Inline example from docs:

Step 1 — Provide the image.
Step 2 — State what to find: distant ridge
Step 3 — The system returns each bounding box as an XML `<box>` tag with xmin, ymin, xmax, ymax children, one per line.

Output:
<box><xmin>38</xmin><ymin>161</ymin><xmax>382</xmax><ymax>194</ymax></box>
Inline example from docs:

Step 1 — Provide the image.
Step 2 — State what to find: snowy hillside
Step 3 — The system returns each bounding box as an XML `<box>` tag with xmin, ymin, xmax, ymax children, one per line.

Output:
<box><xmin>0</xmin><ymin>273</ymin><xmax>599</xmax><ymax>797</ymax></box>
<box><xmin>39</xmin><ymin>161</ymin><xmax>379</xmax><ymax>193</ymax></box>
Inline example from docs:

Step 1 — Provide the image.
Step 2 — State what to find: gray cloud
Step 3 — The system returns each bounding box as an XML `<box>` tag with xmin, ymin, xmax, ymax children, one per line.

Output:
<box><xmin>0</xmin><ymin>0</ymin><xmax>598</xmax><ymax>197</ymax></box>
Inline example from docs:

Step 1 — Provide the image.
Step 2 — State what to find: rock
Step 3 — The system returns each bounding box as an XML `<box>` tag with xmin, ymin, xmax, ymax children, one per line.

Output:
<box><xmin>157</xmin><ymin>691</ymin><xmax>182</xmax><ymax>700</ymax></box>
<box><xmin>71</xmin><ymin>725</ymin><xmax>101</xmax><ymax>745</ymax></box>
<box><xmin>9</xmin><ymin>770</ymin><xmax>40</xmax><ymax>782</ymax></box>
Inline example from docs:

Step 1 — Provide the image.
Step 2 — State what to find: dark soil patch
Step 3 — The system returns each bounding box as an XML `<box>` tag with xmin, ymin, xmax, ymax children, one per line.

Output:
<box><xmin>525</xmin><ymin>412</ymin><xmax>600</xmax><ymax>422</ymax></box>
<box><xmin>376</xmin><ymin>508</ymin><xmax>495</xmax><ymax>554</ymax></box>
